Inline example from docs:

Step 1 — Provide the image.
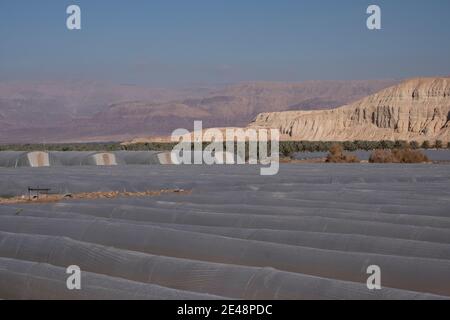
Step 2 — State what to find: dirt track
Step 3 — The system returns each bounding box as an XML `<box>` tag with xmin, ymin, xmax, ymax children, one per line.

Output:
<box><xmin>0</xmin><ymin>189</ymin><xmax>189</xmax><ymax>205</ymax></box>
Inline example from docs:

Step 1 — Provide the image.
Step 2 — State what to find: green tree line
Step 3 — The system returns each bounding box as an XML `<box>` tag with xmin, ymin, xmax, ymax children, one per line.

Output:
<box><xmin>0</xmin><ymin>140</ymin><xmax>449</xmax><ymax>155</ymax></box>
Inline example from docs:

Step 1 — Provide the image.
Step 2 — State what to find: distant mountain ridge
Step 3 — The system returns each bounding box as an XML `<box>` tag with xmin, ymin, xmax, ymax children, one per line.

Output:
<box><xmin>0</xmin><ymin>79</ymin><xmax>398</xmax><ymax>143</ymax></box>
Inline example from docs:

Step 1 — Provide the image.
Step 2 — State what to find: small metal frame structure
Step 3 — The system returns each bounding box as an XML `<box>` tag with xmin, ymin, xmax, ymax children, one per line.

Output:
<box><xmin>28</xmin><ymin>187</ymin><xmax>51</xmax><ymax>200</ymax></box>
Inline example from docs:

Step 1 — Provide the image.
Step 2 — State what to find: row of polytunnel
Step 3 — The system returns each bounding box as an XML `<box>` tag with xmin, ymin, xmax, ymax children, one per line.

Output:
<box><xmin>0</xmin><ymin>151</ymin><xmax>245</xmax><ymax>167</ymax></box>
<box><xmin>0</xmin><ymin>164</ymin><xmax>449</xmax><ymax>299</ymax></box>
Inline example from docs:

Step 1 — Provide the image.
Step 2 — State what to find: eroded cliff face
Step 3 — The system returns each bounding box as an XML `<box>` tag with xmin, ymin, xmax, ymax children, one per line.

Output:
<box><xmin>249</xmin><ymin>78</ymin><xmax>450</xmax><ymax>142</ymax></box>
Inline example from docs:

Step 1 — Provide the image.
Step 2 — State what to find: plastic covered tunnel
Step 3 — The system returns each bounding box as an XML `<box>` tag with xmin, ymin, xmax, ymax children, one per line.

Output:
<box><xmin>0</xmin><ymin>151</ymin><xmax>165</xmax><ymax>167</ymax></box>
<box><xmin>0</xmin><ymin>164</ymin><xmax>449</xmax><ymax>300</ymax></box>
<box><xmin>0</xmin><ymin>151</ymin><xmax>247</xmax><ymax>167</ymax></box>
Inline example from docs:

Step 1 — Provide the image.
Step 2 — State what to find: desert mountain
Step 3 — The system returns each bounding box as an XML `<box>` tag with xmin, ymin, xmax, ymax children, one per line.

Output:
<box><xmin>90</xmin><ymin>80</ymin><xmax>397</xmax><ymax>144</ymax></box>
<box><xmin>102</xmin><ymin>80</ymin><xmax>398</xmax><ymax>127</ymax></box>
<box><xmin>249</xmin><ymin>78</ymin><xmax>450</xmax><ymax>142</ymax></box>
<box><xmin>0</xmin><ymin>80</ymin><xmax>397</xmax><ymax>143</ymax></box>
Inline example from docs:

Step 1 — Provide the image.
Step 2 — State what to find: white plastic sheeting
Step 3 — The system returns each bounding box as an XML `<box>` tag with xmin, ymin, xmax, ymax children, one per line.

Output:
<box><xmin>0</xmin><ymin>216</ymin><xmax>449</xmax><ymax>296</ymax></box>
<box><xmin>0</xmin><ymin>151</ymin><xmax>165</xmax><ymax>167</ymax></box>
<box><xmin>115</xmin><ymin>151</ymin><xmax>163</xmax><ymax>165</ymax></box>
<box><xmin>0</xmin><ymin>164</ymin><xmax>449</xmax><ymax>299</ymax></box>
<box><xmin>0</xmin><ymin>232</ymin><xmax>445</xmax><ymax>300</ymax></box>
<box><xmin>0</xmin><ymin>152</ymin><xmax>51</xmax><ymax>168</ymax></box>
<box><xmin>35</xmin><ymin>152</ymin><xmax>123</xmax><ymax>166</ymax></box>
<box><xmin>0</xmin><ymin>151</ymin><xmax>245</xmax><ymax>167</ymax></box>
<box><xmin>0</xmin><ymin>257</ymin><xmax>223</xmax><ymax>300</ymax></box>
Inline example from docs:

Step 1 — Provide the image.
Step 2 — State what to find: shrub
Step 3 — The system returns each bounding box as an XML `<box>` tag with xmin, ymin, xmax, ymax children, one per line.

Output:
<box><xmin>354</xmin><ymin>140</ymin><xmax>375</xmax><ymax>151</ymax></box>
<box><xmin>369</xmin><ymin>148</ymin><xmax>429</xmax><ymax>163</ymax></box>
<box><xmin>329</xmin><ymin>143</ymin><xmax>343</xmax><ymax>155</ymax></box>
<box><xmin>294</xmin><ymin>141</ymin><xmax>305</xmax><ymax>152</ymax></box>
<box><xmin>409</xmin><ymin>141</ymin><xmax>420</xmax><ymax>149</ymax></box>
<box><xmin>380</xmin><ymin>140</ymin><xmax>395</xmax><ymax>149</ymax></box>
<box><xmin>363</xmin><ymin>141</ymin><xmax>381</xmax><ymax>150</ymax></box>
<box><xmin>369</xmin><ymin>150</ymin><xmax>397</xmax><ymax>163</ymax></box>
<box><xmin>279</xmin><ymin>143</ymin><xmax>293</xmax><ymax>157</ymax></box>
<box><xmin>422</xmin><ymin>140</ymin><xmax>431</xmax><ymax>149</ymax></box>
<box><xmin>394</xmin><ymin>140</ymin><xmax>408</xmax><ymax>149</ymax></box>
<box><xmin>316</xmin><ymin>141</ymin><xmax>329</xmax><ymax>152</ymax></box>
<box><xmin>393</xmin><ymin>149</ymin><xmax>429</xmax><ymax>163</ymax></box>
<box><xmin>326</xmin><ymin>144</ymin><xmax>360</xmax><ymax>163</ymax></box>
<box><xmin>343</xmin><ymin>141</ymin><xmax>358</xmax><ymax>152</ymax></box>
<box><xmin>435</xmin><ymin>140</ymin><xmax>443</xmax><ymax>149</ymax></box>
<box><xmin>300</xmin><ymin>141</ymin><xmax>312</xmax><ymax>152</ymax></box>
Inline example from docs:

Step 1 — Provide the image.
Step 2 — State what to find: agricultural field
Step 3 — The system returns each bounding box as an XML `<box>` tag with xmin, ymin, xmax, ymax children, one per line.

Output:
<box><xmin>0</xmin><ymin>163</ymin><xmax>449</xmax><ymax>299</ymax></box>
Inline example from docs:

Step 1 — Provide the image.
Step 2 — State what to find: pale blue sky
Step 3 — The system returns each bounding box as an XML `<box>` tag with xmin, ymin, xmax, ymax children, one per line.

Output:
<box><xmin>1</xmin><ymin>0</ymin><xmax>449</xmax><ymax>86</ymax></box>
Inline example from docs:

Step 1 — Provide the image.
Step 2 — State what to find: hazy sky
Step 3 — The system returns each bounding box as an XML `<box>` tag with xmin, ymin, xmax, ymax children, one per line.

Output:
<box><xmin>1</xmin><ymin>0</ymin><xmax>449</xmax><ymax>86</ymax></box>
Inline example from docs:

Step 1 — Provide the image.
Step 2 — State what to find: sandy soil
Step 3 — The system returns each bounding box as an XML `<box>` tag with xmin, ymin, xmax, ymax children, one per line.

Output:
<box><xmin>0</xmin><ymin>189</ymin><xmax>189</xmax><ymax>205</ymax></box>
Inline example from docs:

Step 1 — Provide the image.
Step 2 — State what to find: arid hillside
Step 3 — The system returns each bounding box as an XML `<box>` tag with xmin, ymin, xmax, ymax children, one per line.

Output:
<box><xmin>93</xmin><ymin>80</ymin><xmax>398</xmax><ymax>137</ymax></box>
<box><xmin>0</xmin><ymin>80</ymin><xmax>397</xmax><ymax>143</ymax></box>
<box><xmin>249</xmin><ymin>78</ymin><xmax>450</xmax><ymax>142</ymax></box>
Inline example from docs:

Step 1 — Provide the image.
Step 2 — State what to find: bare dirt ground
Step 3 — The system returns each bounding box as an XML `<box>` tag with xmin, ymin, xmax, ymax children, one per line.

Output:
<box><xmin>0</xmin><ymin>189</ymin><xmax>189</xmax><ymax>205</ymax></box>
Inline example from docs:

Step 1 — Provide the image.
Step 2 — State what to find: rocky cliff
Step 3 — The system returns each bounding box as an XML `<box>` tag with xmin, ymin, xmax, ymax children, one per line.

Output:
<box><xmin>249</xmin><ymin>78</ymin><xmax>450</xmax><ymax>142</ymax></box>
